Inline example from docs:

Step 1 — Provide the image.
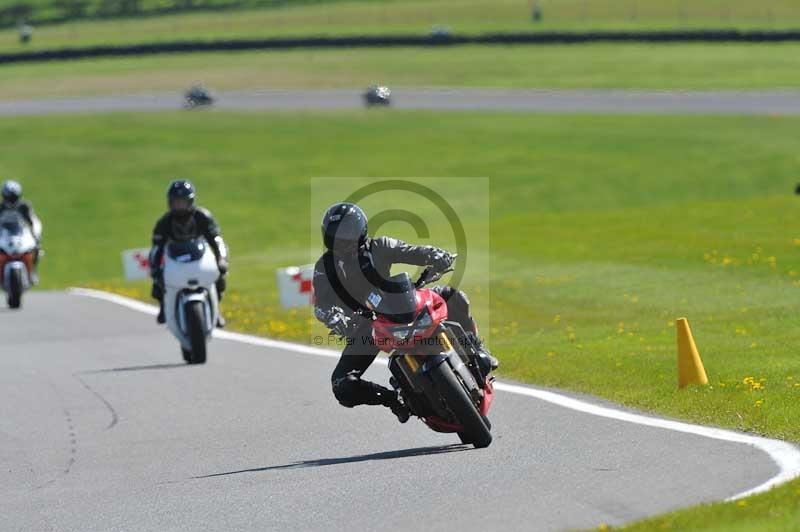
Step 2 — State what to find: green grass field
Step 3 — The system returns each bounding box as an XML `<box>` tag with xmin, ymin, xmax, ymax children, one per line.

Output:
<box><xmin>1</xmin><ymin>109</ymin><xmax>800</xmax><ymax>528</ymax></box>
<box><xmin>0</xmin><ymin>0</ymin><xmax>799</xmax><ymax>53</ymax></box>
<box><xmin>1</xmin><ymin>42</ymin><xmax>800</xmax><ymax>100</ymax></box>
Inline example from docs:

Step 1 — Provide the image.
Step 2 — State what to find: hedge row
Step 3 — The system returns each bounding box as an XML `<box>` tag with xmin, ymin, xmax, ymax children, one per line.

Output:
<box><xmin>3</xmin><ymin>29</ymin><xmax>800</xmax><ymax>65</ymax></box>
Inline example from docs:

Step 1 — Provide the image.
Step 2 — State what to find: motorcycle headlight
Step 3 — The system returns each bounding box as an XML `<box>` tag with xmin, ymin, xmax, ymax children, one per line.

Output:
<box><xmin>392</xmin><ymin>328</ymin><xmax>411</xmax><ymax>340</ymax></box>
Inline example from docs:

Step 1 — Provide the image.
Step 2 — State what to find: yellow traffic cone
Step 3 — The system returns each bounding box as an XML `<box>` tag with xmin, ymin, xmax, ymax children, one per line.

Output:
<box><xmin>676</xmin><ymin>317</ymin><xmax>708</xmax><ymax>389</ymax></box>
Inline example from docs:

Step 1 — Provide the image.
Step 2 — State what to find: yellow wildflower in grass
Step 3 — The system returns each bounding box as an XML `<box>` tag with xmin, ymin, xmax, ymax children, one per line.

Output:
<box><xmin>553</xmin><ymin>314</ymin><xmax>561</xmax><ymax>323</ymax></box>
<box><xmin>754</xmin><ymin>400</ymin><xmax>764</xmax><ymax>408</ymax></box>
<box><xmin>737</xmin><ymin>500</ymin><xmax>747</xmax><ymax>508</ymax></box>
<box><xmin>742</xmin><ymin>377</ymin><xmax>765</xmax><ymax>391</ymax></box>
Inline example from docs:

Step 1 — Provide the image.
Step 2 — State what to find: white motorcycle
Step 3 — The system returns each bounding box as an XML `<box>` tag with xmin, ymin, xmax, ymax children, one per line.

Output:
<box><xmin>0</xmin><ymin>213</ymin><xmax>37</xmax><ymax>309</ymax></box>
<box><xmin>163</xmin><ymin>237</ymin><xmax>220</xmax><ymax>364</ymax></box>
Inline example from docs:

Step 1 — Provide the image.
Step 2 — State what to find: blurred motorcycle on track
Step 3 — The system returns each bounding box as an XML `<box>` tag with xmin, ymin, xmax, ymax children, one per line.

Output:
<box><xmin>0</xmin><ymin>213</ymin><xmax>37</xmax><ymax>309</ymax></box>
<box><xmin>183</xmin><ymin>85</ymin><xmax>215</xmax><ymax>109</ymax></box>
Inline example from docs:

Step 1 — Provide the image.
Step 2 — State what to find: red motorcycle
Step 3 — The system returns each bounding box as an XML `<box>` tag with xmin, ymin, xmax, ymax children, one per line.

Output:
<box><xmin>365</xmin><ymin>267</ymin><xmax>494</xmax><ymax>448</ymax></box>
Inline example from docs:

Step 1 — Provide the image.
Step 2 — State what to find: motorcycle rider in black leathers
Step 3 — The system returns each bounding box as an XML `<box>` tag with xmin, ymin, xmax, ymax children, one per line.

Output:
<box><xmin>313</xmin><ymin>202</ymin><xmax>498</xmax><ymax>423</ymax></box>
<box><xmin>1</xmin><ymin>180</ymin><xmax>42</xmax><ymax>284</ymax></box>
<box><xmin>149</xmin><ymin>180</ymin><xmax>229</xmax><ymax>326</ymax></box>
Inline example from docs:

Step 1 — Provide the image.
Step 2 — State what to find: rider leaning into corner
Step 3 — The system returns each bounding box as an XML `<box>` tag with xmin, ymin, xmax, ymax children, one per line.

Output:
<box><xmin>0</xmin><ymin>180</ymin><xmax>43</xmax><ymax>284</ymax></box>
<box><xmin>313</xmin><ymin>202</ymin><xmax>498</xmax><ymax>423</ymax></box>
<box><xmin>149</xmin><ymin>179</ymin><xmax>229</xmax><ymax>327</ymax></box>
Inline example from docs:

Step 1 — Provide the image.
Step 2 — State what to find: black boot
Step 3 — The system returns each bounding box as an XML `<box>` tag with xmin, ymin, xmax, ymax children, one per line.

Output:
<box><xmin>388</xmin><ymin>396</ymin><xmax>411</xmax><ymax>424</ymax></box>
<box><xmin>467</xmin><ymin>333</ymin><xmax>499</xmax><ymax>374</ymax></box>
<box><xmin>381</xmin><ymin>388</ymin><xmax>410</xmax><ymax>423</ymax></box>
<box><xmin>156</xmin><ymin>301</ymin><xmax>166</xmax><ymax>324</ymax></box>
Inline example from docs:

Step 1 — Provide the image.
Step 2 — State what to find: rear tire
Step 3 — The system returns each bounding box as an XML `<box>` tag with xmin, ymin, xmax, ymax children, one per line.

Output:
<box><xmin>431</xmin><ymin>362</ymin><xmax>492</xmax><ymax>448</ymax></box>
<box><xmin>185</xmin><ymin>301</ymin><xmax>207</xmax><ymax>365</ymax></box>
<box><xmin>7</xmin><ymin>268</ymin><xmax>22</xmax><ymax>309</ymax></box>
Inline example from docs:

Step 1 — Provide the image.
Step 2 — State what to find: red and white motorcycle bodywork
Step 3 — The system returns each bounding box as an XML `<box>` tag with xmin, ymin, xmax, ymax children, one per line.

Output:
<box><xmin>0</xmin><ymin>214</ymin><xmax>36</xmax><ymax>309</ymax></box>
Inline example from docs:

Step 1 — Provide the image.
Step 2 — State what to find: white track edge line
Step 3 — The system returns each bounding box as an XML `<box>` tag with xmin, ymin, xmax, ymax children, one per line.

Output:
<box><xmin>69</xmin><ymin>287</ymin><xmax>800</xmax><ymax>501</ymax></box>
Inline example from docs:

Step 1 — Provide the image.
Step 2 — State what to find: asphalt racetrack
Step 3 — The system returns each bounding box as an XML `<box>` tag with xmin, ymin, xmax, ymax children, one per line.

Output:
<box><xmin>0</xmin><ymin>292</ymin><xmax>789</xmax><ymax>531</ymax></box>
<box><xmin>2</xmin><ymin>89</ymin><xmax>800</xmax><ymax>115</ymax></box>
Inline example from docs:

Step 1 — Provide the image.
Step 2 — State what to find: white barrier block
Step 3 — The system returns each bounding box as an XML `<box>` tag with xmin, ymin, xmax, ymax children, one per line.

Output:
<box><xmin>121</xmin><ymin>248</ymin><xmax>152</xmax><ymax>281</ymax></box>
<box><xmin>276</xmin><ymin>264</ymin><xmax>314</xmax><ymax>308</ymax></box>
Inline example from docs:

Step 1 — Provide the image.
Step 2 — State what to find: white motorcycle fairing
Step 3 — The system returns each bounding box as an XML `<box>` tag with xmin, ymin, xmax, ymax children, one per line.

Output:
<box><xmin>163</xmin><ymin>238</ymin><xmax>220</xmax><ymax>353</ymax></box>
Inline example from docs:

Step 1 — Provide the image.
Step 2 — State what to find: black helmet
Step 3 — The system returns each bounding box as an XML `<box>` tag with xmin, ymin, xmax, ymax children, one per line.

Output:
<box><xmin>2</xmin><ymin>180</ymin><xmax>22</xmax><ymax>205</ymax></box>
<box><xmin>167</xmin><ymin>179</ymin><xmax>196</xmax><ymax>218</ymax></box>
<box><xmin>321</xmin><ymin>202</ymin><xmax>368</xmax><ymax>253</ymax></box>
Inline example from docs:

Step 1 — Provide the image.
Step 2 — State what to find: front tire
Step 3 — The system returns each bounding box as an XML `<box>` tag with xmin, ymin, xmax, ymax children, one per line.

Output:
<box><xmin>7</xmin><ymin>268</ymin><xmax>22</xmax><ymax>309</ymax></box>
<box><xmin>431</xmin><ymin>362</ymin><xmax>492</xmax><ymax>448</ymax></box>
<box><xmin>185</xmin><ymin>301</ymin><xmax>207</xmax><ymax>364</ymax></box>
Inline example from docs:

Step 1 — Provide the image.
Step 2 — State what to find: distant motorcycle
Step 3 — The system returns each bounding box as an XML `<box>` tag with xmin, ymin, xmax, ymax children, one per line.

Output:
<box><xmin>183</xmin><ymin>85</ymin><xmax>214</xmax><ymax>109</ymax></box>
<box><xmin>360</xmin><ymin>263</ymin><xmax>494</xmax><ymax>448</ymax></box>
<box><xmin>0</xmin><ymin>213</ymin><xmax>36</xmax><ymax>309</ymax></box>
<box><xmin>163</xmin><ymin>237</ymin><xmax>220</xmax><ymax>364</ymax></box>
<box><xmin>363</xmin><ymin>85</ymin><xmax>391</xmax><ymax>107</ymax></box>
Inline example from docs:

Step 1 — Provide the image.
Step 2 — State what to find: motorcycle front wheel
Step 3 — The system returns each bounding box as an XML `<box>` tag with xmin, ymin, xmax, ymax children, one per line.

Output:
<box><xmin>7</xmin><ymin>268</ymin><xmax>22</xmax><ymax>309</ymax></box>
<box><xmin>184</xmin><ymin>300</ymin><xmax>207</xmax><ymax>364</ymax></box>
<box><xmin>430</xmin><ymin>362</ymin><xmax>492</xmax><ymax>448</ymax></box>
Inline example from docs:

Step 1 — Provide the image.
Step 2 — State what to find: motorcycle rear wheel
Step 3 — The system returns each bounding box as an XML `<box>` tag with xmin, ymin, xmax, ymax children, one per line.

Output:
<box><xmin>7</xmin><ymin>268</ymin><xmax>22</xmax><ymax>309</ymax></box>
<box><xmin>431</xmin><ymin>362</ymin><xmax>492</xmax><ymax>448</ymax></box>
<box><xmin>185</xmin><ymin>301</ymin><xmax>207</xmax><ymax>364</ymax></box>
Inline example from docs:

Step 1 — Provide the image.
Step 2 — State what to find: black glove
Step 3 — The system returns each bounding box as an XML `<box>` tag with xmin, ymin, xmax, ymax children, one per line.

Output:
<box><xmin>325</xmin><ymin>307</ymin><xmax>355</xmax><ymax>337</ymax></box>
<box><xmin>217</xmin><ymin>259</ymin><xmax>229</xmax><ymax>275</ymax></box>
<box><xmin>430</xmin><ymin>249</ymin><xmax>454</xmax><ymax>272</ymax></box>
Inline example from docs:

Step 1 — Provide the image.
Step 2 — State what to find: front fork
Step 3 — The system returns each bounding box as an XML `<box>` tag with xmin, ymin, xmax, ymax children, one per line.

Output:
<box><xmin>389</xmin><ymin>332</ymin><xmax>485</xmax><ymax>415</ymax></box>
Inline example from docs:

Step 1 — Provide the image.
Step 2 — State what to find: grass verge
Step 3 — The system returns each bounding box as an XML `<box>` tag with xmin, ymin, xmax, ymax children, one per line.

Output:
<box><xmin>1</xmin><ymin>43</ymin><xmax>800</xmax><ymax>100</ymax></box>
<box><xmin>1</xmin><ymin>0</ymin><xmax>799</xmax><ymax>53</ymax></box>
<box><xmin>1</xmin><ymin>110</ymin><xmax>799</xmax><ymax>528</ymax></box>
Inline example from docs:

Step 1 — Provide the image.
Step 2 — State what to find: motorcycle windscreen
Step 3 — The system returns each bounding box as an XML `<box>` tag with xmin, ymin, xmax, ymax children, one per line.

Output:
<box><xmin>167</xmin><ymin>239</ymin><xmax>207</xmax><ymax>263</ymax></box>
<box><xmin>365</xmin><ymin>272</ymin><xmax>418</xmax><ymax>324</ymax></box>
